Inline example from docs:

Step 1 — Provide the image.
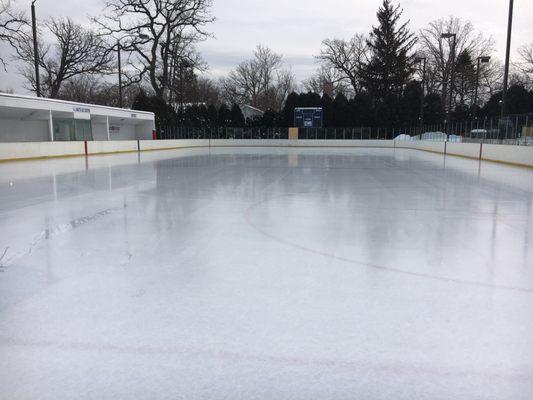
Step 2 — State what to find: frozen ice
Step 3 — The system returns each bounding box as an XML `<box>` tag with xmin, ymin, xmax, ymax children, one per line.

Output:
<box><xmin>1</xmin><ymin>147</ymin><xmax>532</xmax><ymax>399</ymax></box>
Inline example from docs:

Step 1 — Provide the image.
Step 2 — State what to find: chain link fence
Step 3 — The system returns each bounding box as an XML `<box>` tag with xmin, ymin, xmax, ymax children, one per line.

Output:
<box><xmin>159</xmin><ymin>126</ymin><xmax>288</xmax><ymax>140</ymax></box>
<box><xmin>401</xmin><ymin>113</ymin><xmax>533</xmax><ymax>145</ymax></box>
<box><xmin>159</xmin><ymin>113</ymin><xmax>533</xmax><ymax>145</ymax></box>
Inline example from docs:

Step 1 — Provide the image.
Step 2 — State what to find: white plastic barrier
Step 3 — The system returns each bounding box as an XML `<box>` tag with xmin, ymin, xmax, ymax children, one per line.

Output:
<box><xmin>86</xmin><ymin>140</ymin><xmax>138</xmax><ymax>155</ymax></box>
<box><xmin>140</xmin><ymin>139</ymin><xmax>210</xmax><ymax>151</ymax></box>
<box><xmin>417</xmin><ymin>141</ymin><xmax>446</xmax><ymax>153</ymax></box>
<box><xmin>0</xmin><ymin>141</ymin><xmax>84</xmax><ymax>161</ymax></box>
<box><xmin>1</xmin><ymin>139</ymin><xmax>532</xmax><ymax>168</ymax></box>
<box><xmin>394</xmin><ymin>140</ymin><xmax>446</xmax><ymax>153</ymax></box>
<box><xmin>210</xmin><ymin>139</ymin><xmax>288</xmax><ymax>147</ymax></box>
<box><xmin>294</xmin><ymin>139</ymin><xmax>394</xmax><ymax>147</ymax></box>
<box><xmin>446</xmin><ymin>142</ymin><xmax>481</xmax><ymax>159</ymax></box>
<box><xmin>481</xmin><ymin>144</ymin><xmax>533</xmax><ymax>167</ymax></box>
<box><xmin>209</xmin><ymin>139</ymin><xmax>394</xmax><ymax>148</ymax></box>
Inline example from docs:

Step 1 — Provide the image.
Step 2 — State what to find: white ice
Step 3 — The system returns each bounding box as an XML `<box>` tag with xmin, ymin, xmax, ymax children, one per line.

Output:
<box><xmin>1</xmin><ymin>147</ymin><xmax>533</xmax><ymax>400</ymax></box>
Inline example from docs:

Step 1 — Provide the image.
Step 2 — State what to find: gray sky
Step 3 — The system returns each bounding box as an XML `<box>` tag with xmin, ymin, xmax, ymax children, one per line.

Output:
<box><xmin>1</xmin><ymin>0</ymin><xmax>532</xmax><ymax>94</ymax></box>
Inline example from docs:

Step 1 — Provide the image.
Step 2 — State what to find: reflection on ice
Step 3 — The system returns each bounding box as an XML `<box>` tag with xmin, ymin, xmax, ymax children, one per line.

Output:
<box><xmin>0</xmin><ymin>147</ymin><xmax>532</xmax><ymax>400</ymax></box>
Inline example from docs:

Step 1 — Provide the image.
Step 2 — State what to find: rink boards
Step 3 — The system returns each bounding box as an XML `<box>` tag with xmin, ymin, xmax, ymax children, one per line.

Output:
<box><xmin>0</xmin><ymin>139</ymin><xmax>532</xmax><ymax>167</ymax></box>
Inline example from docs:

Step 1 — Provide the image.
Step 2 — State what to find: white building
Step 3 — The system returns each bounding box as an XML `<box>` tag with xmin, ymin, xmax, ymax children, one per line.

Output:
<box><xmin>0</xmin><ymin>93</ymin><xmax>155</xmax><ymax>142</ymax></box>
<box><xmin>241</xmin><ymin>104</ymin><xmax>264</xmax><ymax>122</ymax></box>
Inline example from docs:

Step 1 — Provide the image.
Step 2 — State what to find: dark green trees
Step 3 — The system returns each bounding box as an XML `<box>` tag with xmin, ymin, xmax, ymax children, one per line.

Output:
<box><xmin>364</xmin><ymin>0</ymin><xmax>417</xmax><ymax>102</ymax></box>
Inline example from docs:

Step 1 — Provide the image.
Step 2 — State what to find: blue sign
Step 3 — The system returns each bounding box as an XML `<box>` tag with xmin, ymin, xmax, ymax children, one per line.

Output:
<box><xmin>294</xmin><ymin>107</ymin><xmax>323</xmax><ymax>128</ymax></box>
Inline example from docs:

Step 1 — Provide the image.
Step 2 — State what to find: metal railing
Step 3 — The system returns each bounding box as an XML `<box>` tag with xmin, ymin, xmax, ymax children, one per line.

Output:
<box><xmin>402</xmin><ymin>113</ymin><xmax>533</xmax><ymax>145</ymax></box>
<box><xmin>158</xmin><ymin>126</ymin><xmax>288</xmax><ymax>140</ymax></box>
<box><xmin>158</xmin><ymin>113</ymin><xmax>533</xmax><ymax>145</ymax></box>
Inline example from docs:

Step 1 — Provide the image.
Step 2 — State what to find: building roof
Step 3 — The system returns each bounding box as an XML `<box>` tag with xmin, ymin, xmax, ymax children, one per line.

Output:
<box><xmin>0</xmin><ymin>92</ymin><xmax>155</xmax><ymax>121</ymax></box>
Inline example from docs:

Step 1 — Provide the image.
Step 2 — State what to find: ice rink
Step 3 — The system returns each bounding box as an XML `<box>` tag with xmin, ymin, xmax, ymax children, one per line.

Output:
<box><xmin>1</xmin><ymin>146</ymin><xmax>532</xmax><ymax>399</ymax></box>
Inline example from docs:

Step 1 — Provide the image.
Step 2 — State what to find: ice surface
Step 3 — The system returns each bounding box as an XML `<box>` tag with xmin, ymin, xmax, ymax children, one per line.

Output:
<box><xmin>1</xmin><ymin>147</ymin><xmax>532</xmax><ymax>400</ymax></box>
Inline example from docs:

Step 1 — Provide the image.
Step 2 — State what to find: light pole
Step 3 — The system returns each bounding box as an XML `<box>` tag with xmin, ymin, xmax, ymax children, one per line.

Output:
<box><xmin>117</xmin><ymin>40</ymin><xmax>122</xmax><ymax>108</ymax></box>
<box><xmin>441</xmin><ymin>33</ymin><xmax>457</xmax><ymax>120</ymax></box>
<box><xmin>31</xmin><ymin>0</ymin><xmax>40</xmax><ymax>97</ymax></box>
<box><xmin>414</xmin><ymin>56</ymin><xmax>427</xmax><ymax>134</ymax></box>
<box><xmin>178</xmin><ymin>60</ymin><xmax>191</xmax><ymax>125</ymax></box>
<box><xmin>501</xmin><ymin>0</ymin><xmax>514</xmax><ymax>118</ymax></box>
<box><xmin>474</xmin><ymin>56</ymin><xmax>491</xmax><ymax>110</ymax></box>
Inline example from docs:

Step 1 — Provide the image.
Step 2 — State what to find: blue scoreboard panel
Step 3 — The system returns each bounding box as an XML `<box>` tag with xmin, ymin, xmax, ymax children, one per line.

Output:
<box><xmin>294</xmin><ymin>107</ymin><xmax>323</xmax><ymax>128</ymax></box>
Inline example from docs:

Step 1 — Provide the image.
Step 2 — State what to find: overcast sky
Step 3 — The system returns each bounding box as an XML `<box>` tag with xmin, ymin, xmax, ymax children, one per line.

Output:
<box><xmin>1</xmin><ymin>0</ymin><xmax>532</xmax><ymax>94</ymax></box>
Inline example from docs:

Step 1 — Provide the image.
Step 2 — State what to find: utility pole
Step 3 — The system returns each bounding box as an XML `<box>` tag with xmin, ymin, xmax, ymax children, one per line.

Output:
<box><xmin>501</xmin><ymin>0</ymin><xmax>514</xmax><ymax>118</ymax></box>
<box><xmin>415</xmin><ymin>57</ymin><xmax>427</xmax><ymax>132</ymax></box>
<box><xmin>117</xmin><ymin>40</ymin><xmax>123</xmax><ymax>108</ymax></box>
<box><xmin>474</xmin><ymin>56</ymin><xmax>491</xmax><ymax>112</ymax></box>
<box><xmin>179</xmin><ymin>62</ymin><xmax>184</xmax><ymax>124</ymax></box>
<box><xmin>31</xmin><ymin>0</ymin><xmax>40</xmax><ymax>97</ymax></box>
<box><xmin>441</xmin><ymin>33</ymin><xmax>457</xmax><ymax>120</ymax></box>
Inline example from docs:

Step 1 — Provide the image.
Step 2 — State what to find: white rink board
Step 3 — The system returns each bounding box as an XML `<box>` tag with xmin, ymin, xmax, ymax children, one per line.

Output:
<box><xmin>482</xmin><ymin>143</ymin><xmax>533</xmax><ymax>167</ymax></box>
<box><xmin>140</xmin><ymin>139</ymin><xmax>210</xmax><ymax>151</ymax></box>
<box><xmin>209</xmin><ymin>139</ymin><xmax>394</xmax><ymax>148</ymax></box>
<box><xmin>86</xmin><ymin>140</ymin><xmax>138</xmax><ymax>154</ymax></box>
<box><xmin>1</xmin><ymin>139</ymin><xmax>532</xmax><ymax>168</ymax></box>
<box><xmin>446</xmin><ymin>142</ymin><xmax>481</xmax><ymax>159</ymax></box>
<box><xmin>0</xmin><ymin>141</ymin><xmax>84</xmax><ymax>160</ymax></box>
<box><xmin>293</xmin><ymin>139</ymin><xmax>393</xmax><ymax>147</ymax></box>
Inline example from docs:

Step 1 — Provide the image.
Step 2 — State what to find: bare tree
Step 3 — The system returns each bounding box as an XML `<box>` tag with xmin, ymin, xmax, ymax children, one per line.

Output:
<box><xmin>479</xmin><ymin>58</ymin><xmax>503</xmax><ymax>99</ymax></box>
<box><xmin>13</xmin><ymin>18</ymin><xmax>113</xmax><ymax>98</ymax></box>
<box><xmin>57</xmin><ymin>75</ymin><xmax>141</xmax><ymax>107</ymax></box>
<box><xmin>418</xmin><ymin>16</ymin><xmax>494</xmax><ymax>108</ymax></box>
<box><xmin>220</xmin><ymin>45</ymin><xmax>294</xmax><ymax>111</ymax></box>
<box><xmin>0</xmin><ymin>0</ymin><xmax>27</xmax><ymax>69</ymax></box>
<box><xmin>516</xmin><ymin>43</ymin><xmax>533</xmax><ymax>88</ymax></box>
<box><xmin>183</xmin><ymin>75</ymin><xmax>220</xmax><ymax>106</ymax></box>
<box><xmin>94</xmin><ymin>0</ymin><xmax>214</xmax><ymax>100</ymax></box>
<box><xmin>302</xmin><ymin>65</ymin><xmax>352</xmax><ymax>98</ymax></box>
<box><xmin>274</xmin><ymin>68</ymin><xmax>296</xmax><ymax>110</ymax></box>
<box><xmin>316</xmin><ymin>34</ymin><xmax>370</xmax><ymax>95</ymax></box>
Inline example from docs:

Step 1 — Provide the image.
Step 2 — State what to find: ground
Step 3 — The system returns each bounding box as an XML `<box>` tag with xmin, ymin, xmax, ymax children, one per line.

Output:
<box><xmin>0</xmin><ymin>146</ymin><xmax>532</xmax><ymax>400</ymax></box>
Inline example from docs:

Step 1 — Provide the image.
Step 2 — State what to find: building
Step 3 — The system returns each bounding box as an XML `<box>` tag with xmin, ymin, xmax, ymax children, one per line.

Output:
<box><xmin>0</xmin><ymin>93</ymin><xmax>156</xmax><ymax>142</ymax></box>
<box><xmin>241</xmin><ymin>104</ymin><xmax>264</xmax><ymax>122</ymax></box>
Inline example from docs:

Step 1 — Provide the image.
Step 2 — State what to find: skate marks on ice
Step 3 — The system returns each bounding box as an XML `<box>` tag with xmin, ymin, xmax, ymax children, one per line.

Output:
<box><xmin>0</xmin><ymin>207</ymin><xmax>122</xmax><ymax>269</ymax></box>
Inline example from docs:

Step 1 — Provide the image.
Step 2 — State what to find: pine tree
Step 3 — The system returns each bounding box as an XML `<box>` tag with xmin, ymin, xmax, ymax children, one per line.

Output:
<box><xmin>454</xmin><ymin>50</ymin><xmax>476</xmax><ymax>107</ymax></box>
<box><xmin>364</xmin><ymin>0</ymin><xmax>417</xmax><ymax>102</ymax></box>
<box><xmin>281</xmin><ymin>92</ymin><xmax>300</xmax><ymax>126</ymax></box>
<box><xmin>207</xmin><ymin>104</ymin><xmax>218</xmax><ymax>126</ymax></box>
<box><xmin>332</xmin><ymin>93</ymin><xmax>350</xmax><ymax>127</ymax></box>
<box><xmin>218</xmin><ymin>104</ymin><xmax>231</xmax><ymax>127</ymax></box>
<box><xmin>229</xmin><ymin>104</ymin><xmax>245</xmax><ymax>127</ymax></box>
<box><xmin>424</xmin><ymin>93</ymin><xmax>445</xmax><ymax>124</ymax></box>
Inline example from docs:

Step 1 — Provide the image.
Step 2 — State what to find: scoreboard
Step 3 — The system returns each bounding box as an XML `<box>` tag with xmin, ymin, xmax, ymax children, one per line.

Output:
<box><xmin>294</xmin><ymin>107</ymin><xmax>323</xmax><ymax>128</ymax></box>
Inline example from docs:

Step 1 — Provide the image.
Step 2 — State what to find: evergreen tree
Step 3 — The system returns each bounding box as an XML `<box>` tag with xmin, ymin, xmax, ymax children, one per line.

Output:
<box><xmin>198</xmin><ymin>104</ymin><xmax>209</xmax><ymax>127</ymax></box>
<box><xmin>132</xmin><ymin>90</ymin><xmax>177</xmax><ymax>130</ymax></box>
<box><xmin>259</xmin><ymin>110</ymin><xmax>277</xmax><ymax>127</ymax></box>
<box><xmin>364</xmin><ymin>0</ymin><xmax>417</xmax><ymax>101</ymax></box>
<box><xmin>505</xmin><ymin>85</ymin><xmax>532</xmax><ymax>114</ymax></box>
<box><xmin>423</xmin><ymin>93</ymin><xmax>445</xmax><ymax>125</ymax></box>
<box><xmin>300</xmin><ymin>92</ymin><xmax>322</xmax><ymax>107</ymax></box>
<box><xmin>454</xmin><ymin>50</ymin><xmax>476</xmax><ymax>107</ymax></box>
<box><xmin>331</xmin><ymin>93</ymin><xmax>351</xmax><ymax>127</ymax></box>
<box><xmin>320</xmin><ymin>94</ymin><xmax>333</xmax><ymax>127</ymax></box>
<box><xmin>400</xmin><ymin>81</ymin><xmax>423</xmax><ymax>126</ymax></box>
<box><xmin>131</xmin><ymin>89</ymin><xmax>151</xmax><ymax>112</ymax></box>
<box><xmin>481</xmin><ymin>92</ymin><xmax>502</xmax><ymax>117</ymax></box>
<box><xmin>229</xmin><ymin>104</ymin><xmax>246</xmax><ymax>127</ymax></box>
<box><xmin>280</xmin><ymin>92</ymin><xmax>301</xmax><ymax>126</ymax></box>
<box><xmin>351</xmin><ymin>93</ymin><xmax>374</xmax><ymax>126</ymax></box>
<box><xmin>218</xmin><ymin>104</ymin><xmax>231</xmax><ymax>126</ymax></box>
<box><xmin>207</xmin><ymin>104</ymin><xmax>218</xmax><ymax>126</ymax></box>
